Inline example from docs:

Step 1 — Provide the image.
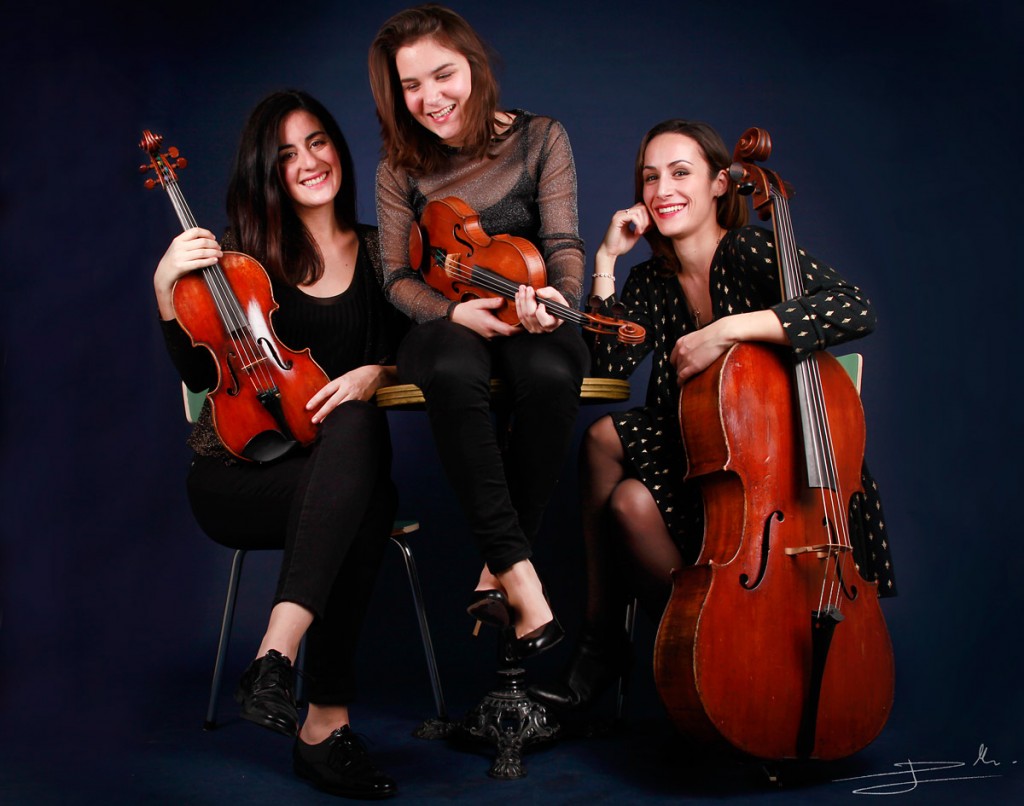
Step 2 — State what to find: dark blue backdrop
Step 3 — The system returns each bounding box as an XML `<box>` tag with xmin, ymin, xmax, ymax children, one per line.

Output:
<box><xmin>2</xmin><ymin>0</ymin><xmax>1021</xmax><ymax>800</ymax></box>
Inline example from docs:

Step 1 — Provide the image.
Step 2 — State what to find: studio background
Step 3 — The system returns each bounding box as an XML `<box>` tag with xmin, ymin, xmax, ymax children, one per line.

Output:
<box><xmin>2</xmin><ymin>0</ymin><xmax>1020</xmax><ymax>802</ymax></box>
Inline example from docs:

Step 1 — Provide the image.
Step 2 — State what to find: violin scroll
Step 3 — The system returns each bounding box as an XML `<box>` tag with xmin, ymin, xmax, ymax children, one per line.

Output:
<box><xmin>138</xmin><ymin>130</ymin><xmax>188</xmax><ymax>190</ymax></box>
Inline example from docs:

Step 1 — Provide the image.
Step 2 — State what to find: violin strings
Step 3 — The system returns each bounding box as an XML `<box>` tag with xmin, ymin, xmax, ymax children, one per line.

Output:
<box><xmin>162</xmin><ymin>170</ymin><xmax>276</xmax><ymax>395</ymax></box>
<box><xmin>436</xmin><ymin>253</ymin><xmax>590</xmax><ymax>326</ymax></box>
<box><xmin>773</xmin><ymin>190</ymin><xmax>851</xmax><ymax>613</ymax></box>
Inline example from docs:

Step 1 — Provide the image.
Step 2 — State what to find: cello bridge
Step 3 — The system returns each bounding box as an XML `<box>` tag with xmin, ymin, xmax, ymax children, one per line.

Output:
<box><xmin>785</xmin><ymin>542</ymin><xmax>849</xmax><ymax>560</ymax></box>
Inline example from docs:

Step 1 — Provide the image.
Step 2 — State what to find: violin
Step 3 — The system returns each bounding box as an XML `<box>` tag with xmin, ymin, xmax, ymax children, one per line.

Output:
<box><xmin>409</xmin><ymin>197</ymin><xmax>645</xmax><ymax>344</ymax></box>
<box><xmin>652</xmin><ymin>128</ymin><xmax>894</xmax><ymax>760</ymax></box>
<box><xmin>140</xmin><ymin>130</ymin><xmax>329</xmax><ymax>463</ymax></box>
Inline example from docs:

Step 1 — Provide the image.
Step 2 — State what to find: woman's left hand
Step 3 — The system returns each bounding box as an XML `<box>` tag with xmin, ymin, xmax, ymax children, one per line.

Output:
<box><xmin>670</xmin><ymin>310</ymin><xmax>788</xmax><ymax>386</ymax></box>
<box><xmin>670</xmin><ymin>320</ymin><xmax>733</xmax><ymax>386</ymax></box>
<box><xmin>515</xmin><ymin>285</ymin><xmax>565</xmax><ymax>333</ymax></box>
<box><xmin>306</xmin><ymin>365</ymin><xmax>396</xmax><ymax>423</ymax></box>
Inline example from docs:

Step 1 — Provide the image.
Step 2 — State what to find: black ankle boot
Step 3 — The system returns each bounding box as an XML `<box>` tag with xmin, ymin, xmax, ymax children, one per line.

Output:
<box><xmin>293</xmin><ymin>725</ymin><xmax>397</xmax><ymax>799</ymax></box>
<box><xmin>527</xmin><ymin>627</ymin><xmax>631</xmax><ymax>712</ymax></box>
<box><xmin>235</xmin><ymin>649</ymin><xmax>298</xmax><ymax>737</ymax></box>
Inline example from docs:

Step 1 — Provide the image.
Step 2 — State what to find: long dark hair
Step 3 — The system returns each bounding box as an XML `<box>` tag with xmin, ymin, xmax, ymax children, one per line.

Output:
<box><xmin>634</xmin><ymin>119</ymin><xmax>748</xmax><ymax>274</ymax></box>
<box><xmin>226</xmin><ymin>89</ymin><xmax>357</xmax><ymax>286</ymax></box>
<box><xmin>368</xmin><ymin>4</ymin><xmax>501</xmax><ymax>176</ymax></box>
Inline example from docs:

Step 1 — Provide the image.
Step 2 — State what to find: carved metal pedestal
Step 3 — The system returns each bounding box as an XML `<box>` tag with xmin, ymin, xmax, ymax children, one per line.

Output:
<box><xmin>460</xmin><ymin>665</ymin><xmax>560</xmax><ymax>779</ymax></box>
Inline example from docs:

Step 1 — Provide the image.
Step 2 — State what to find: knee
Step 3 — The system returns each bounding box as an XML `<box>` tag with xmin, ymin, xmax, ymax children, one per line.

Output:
<box><xmin>608</xmin><ymin>479</ymin><xmax>657</xmax><ymax>531</ymax></box>
<box><xmin>582</xmin><ymin>416</ymin><xmax>621</xmax><ymax>465</ymax></box>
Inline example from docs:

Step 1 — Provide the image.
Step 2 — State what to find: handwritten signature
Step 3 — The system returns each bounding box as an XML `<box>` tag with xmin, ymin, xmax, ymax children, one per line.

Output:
<box><xmin>833</xmin><ymin>744</ymin><xmax>1013</xmax><ymax>795</ymax></box>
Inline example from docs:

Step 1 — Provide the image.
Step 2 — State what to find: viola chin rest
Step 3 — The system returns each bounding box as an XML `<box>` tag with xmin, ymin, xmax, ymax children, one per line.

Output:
<box><xmin>243</xmin><ymin>430</ymin><xmax>298</xmax><ymax>464</ymax></box>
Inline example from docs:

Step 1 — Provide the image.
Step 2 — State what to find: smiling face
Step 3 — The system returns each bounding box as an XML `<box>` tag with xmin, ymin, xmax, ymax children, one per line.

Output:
<box><xmin>641</xmin><ymin>133</ymin><xmax>728</xmax><ymax>241</ymax></box>
<box><xmin>395</xmin><ymin>36</ymin><xmax>472</xmax><ymax>145</ymax></box>
<box><xmin>277</xmin><ymin>109</ymin><xmax>342</xmax><ymax>213</ymax></box>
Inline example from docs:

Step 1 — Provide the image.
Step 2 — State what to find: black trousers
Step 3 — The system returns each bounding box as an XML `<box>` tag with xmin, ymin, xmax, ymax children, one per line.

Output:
<box><xmin>186</xmin><ymin>400</ymin><xmax>396</xmax><ymax>705</ymax></box>
<box><xmin>398</xmin><ymin>319</ymin><xmax>590</xmax><ymax>572</ymax></box>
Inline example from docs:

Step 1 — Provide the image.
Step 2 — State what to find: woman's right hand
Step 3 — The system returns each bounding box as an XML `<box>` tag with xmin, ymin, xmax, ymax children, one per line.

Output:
<box><xmin>154</xmin><ymin>227</ymin><xmax>222</xmax><ymax>320</ymax></box>
<box><xmin>597</xmin><ymin>204</ymin><xmax>650</xmax><ymax>259</ymax></box>
<box><xmin>450</xmin><ymin>297</ymin><xmax>522</xmax><ymax>339</ymax></box>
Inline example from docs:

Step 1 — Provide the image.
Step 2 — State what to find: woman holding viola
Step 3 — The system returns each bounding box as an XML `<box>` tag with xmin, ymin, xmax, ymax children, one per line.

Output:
<box><xmin>155</xmin><ymin>90</ymin><xmax>403</xmax><ymax>799</ymax></box>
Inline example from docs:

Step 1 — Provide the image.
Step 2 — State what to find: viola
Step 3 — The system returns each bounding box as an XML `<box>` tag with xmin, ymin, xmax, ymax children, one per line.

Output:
<box><xmin>652</xmin><ymin>128</ymin><xmax>894</xmax><ymax>760</ymax></box>
<box><xmin>140</xmin><ymin>130</ymin><xmax>329</xmax><ymax>463</ymax></box>
<box><xmin>409</xmin><ymin>196</ymin><xmax>645</xmax><ymax>344</ymax></box>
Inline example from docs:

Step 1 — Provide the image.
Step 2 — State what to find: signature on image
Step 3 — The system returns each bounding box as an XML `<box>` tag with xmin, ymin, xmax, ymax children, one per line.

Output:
<box><xmin>834</xmin><ymin>744</ymin><xmax>1013</xmax><ymax>795</ymax></box>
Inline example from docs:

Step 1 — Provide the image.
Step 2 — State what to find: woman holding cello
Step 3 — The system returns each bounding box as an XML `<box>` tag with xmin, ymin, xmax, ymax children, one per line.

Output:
<box><xmin>369</xmin><ymin>4</ymin><xmax>590</xmax><ymax>659</ymax></box>
<box><xmin>529</xmin><ymin>119</ymin><xmax>896</xmax><ymax>718</ymax></box>
<box><xmin>156</xmin><ymin>90</ymin><xmax>403</xmax><ymax>798</ymax></box>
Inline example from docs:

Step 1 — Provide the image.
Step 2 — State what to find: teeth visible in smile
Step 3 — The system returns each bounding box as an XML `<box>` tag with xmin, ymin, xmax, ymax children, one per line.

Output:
<box><xmin>657</xmin><ymin>204</ymin><xmax>686</xmax><ymax>213</ymax></box>
<box><xmin>429</xmin><ymin>104</ymin><xmax>455</xmax><ymax>120</ymax></box>
<box><xmin>301</xmin><ymin>173</ymin><xmax>328</xmax><ymax>187</ymax></box>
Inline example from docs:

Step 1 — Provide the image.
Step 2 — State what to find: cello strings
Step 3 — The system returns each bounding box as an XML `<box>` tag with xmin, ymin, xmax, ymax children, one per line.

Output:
<box><xmin>773</xmin><ymin>189</ymin><xmax>850</xmax><ymax>612</ymax></box>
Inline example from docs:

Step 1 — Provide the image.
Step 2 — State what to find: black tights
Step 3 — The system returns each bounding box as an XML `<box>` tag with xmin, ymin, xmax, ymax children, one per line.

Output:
<box><xmin>579</xmin><ymin>416</ymin><xmax>684</xmax><ymax>632</ymax></box>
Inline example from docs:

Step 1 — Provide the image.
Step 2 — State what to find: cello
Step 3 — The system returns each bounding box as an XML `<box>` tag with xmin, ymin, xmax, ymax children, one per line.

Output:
<box><xmin>652</xmin><ymin>128</ymin><xmax>894</xmax><ymax>760</ymax></box>
<box><xmin>140</xmin><ymin>130</ymin><xmax>329</xmax><ymax>463</ymax></box>
<box><xmin>409</xmin><ymin>196</ymin><xmax>645</xmax><ymax>344</ymax></box>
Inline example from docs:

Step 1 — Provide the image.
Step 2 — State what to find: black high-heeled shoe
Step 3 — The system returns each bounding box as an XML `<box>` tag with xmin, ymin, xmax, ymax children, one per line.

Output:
<box><xmin>500</xmin><ymin>617</ymin><xmax>565</xmax><ymax>665</ymax></box>
<box><xmin>467</xmin><ymin>589</ymin><xmax>513</xmax><ymax>628</ymax></box>
<box><xmin>527</xmin><ymin>626</ymin><xmax>632</xmax><ymax>712</ymax></box>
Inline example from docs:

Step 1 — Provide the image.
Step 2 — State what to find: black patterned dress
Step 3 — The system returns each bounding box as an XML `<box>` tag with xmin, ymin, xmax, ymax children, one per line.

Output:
<box><xmin>589</xmin><ymin>225</ymin><xmax>896</xmax><ymax>595</ymax></box>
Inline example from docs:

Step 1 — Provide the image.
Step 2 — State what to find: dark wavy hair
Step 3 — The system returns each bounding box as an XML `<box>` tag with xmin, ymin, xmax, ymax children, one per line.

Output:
<box><xmin>633</xmin><ymin>119</ymin><xmax>748</xmax><ymax>275</ymax></box>
<box><xmin>226</xmin><ymin>89</ymin><xmax>357</xmax><ymax>286</ymax></box>
<box><xmin>368</xmin><ymin>4</ymin><xmax>501</xmax><ymax>176</ymax></box>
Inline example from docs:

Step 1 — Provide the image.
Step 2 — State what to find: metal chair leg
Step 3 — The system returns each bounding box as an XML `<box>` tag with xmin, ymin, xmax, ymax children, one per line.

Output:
<box><xmin>204</xmin><ymin>549</ymin><xmax>247</xmax><ymax>730</ymax></box>
<box><xmin>615</xmin><ymin>596</ymin><xmax>639</xmax><ymax>720</ymax></box>
<box><xmin>389</xmin><ymin>529</ymin><xmax>450</xmax><ymax>735</ymax></box>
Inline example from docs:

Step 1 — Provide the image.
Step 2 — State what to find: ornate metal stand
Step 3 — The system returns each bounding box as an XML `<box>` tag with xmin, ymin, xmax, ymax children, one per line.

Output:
<box><xmin>460</xmin><ymin>662</ymin><xmax>560</xmax><ymax>779</ymax></box>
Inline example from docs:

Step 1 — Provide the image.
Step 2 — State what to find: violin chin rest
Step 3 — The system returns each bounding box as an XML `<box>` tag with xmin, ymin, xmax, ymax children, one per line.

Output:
<box><xmin>244</xmin><ymin>430</ymin><xmax>298</xmax><ymax>464</ymax></box>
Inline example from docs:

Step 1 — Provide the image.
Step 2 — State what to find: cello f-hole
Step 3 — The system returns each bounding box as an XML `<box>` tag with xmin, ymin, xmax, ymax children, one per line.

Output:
<box><xmin>740</xmin><ymin>510</ymin><xmax>783</xmax><ymax>590</ymax></box>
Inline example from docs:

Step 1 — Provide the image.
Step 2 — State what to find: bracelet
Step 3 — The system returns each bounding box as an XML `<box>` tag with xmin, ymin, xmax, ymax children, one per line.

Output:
<box><xmin>592</xmin><ymin>272</ymin><xmax>615</xmax><ymax>279</ymax></box>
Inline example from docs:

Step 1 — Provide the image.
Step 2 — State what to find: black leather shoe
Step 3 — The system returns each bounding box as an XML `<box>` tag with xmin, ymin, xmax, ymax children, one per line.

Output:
<box><xmin>501</xmin><ymin>617</ymin><xmax>565</xmax><ymax>665</ymax></box>
<box><xmin>467</xmin><ymin>589</ymin><xmax>513</xmax><ymax>628</ymax></box>
<box><xmin>294</xmin><ymin>725</ymin><xmax>397</xmax><ymax>800</ymax></box>
<box><xmin>528</xmin><ymin>627</ymin><xmax>631</xmax><ymax>712</ymax></box>
<box><xmin>234</xmin><ymin>649</ymin><xmax>298</xmax><ymax>737</ymax></box>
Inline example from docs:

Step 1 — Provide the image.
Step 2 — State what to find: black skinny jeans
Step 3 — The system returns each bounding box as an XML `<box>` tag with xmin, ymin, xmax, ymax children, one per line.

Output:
<box><xmin>398</xmin><ymin>319</ymin><xmax>590</xmax><ymax>572</ymax></box>
<box><xmin>186</xmin><ymin>400</ymin><xmax>396</xmax><ymax>705</ymax></box>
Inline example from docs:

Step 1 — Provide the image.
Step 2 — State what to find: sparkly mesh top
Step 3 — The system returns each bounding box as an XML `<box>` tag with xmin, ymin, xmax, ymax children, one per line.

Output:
<box><xmin>375</xmin><ymin>110</ymin><xmax>584</xmax><ymax>323</ymax></box>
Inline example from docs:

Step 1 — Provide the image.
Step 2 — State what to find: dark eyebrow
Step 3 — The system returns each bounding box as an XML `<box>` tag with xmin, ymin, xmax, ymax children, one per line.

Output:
<box><xmin>278</xmin><ymin>130</ymin><xmax>327</xmax><ymax>153</ymax></box>
<box><xmin>400</xmin><ymin>62</ymin><xmax>457</xmax><ymax>83</ymax></box>
<box><xmin>643</xmin><ymin>158</ymin><xmax>694</xmax><ymax>171</ymax></box>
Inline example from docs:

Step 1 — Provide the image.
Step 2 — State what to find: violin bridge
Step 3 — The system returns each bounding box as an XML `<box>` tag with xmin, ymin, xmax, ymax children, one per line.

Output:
<box><xmin>442</xmin><ymin>251</ymin><xmax>463</xmax><ymax>278</ymax></box>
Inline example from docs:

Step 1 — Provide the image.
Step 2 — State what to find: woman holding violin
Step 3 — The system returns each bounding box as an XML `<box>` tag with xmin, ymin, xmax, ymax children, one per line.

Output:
<box><xmin>530</xmin><ymin>119</ymin><xmax>896</xmax><ymax>714</ymax></box>
<box><xmin>156</xmin><ymin>90</ymin><xmax>404</xmax><ymax>799</ymax></box>
<box><xmin>369</xmin><ymin>4</ymin><xmax>590</xmax><ymax>660</ymax></box>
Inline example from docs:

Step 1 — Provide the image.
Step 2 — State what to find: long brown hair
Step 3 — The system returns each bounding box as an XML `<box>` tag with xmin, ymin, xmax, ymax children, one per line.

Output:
<box><xmin>368</xmin><ymin>4</ymin><xmax>501</xmax><ymax>176</ymax></box>
<box><xmin>226</xmin><ymin>90</ymin><xmax>357</xmax><ymax>286</ymax></box>
<box><xmin>634</xmin><ymin>119</ymin><xmax>748</xmax><ymax>274</ymax></box>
